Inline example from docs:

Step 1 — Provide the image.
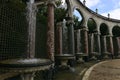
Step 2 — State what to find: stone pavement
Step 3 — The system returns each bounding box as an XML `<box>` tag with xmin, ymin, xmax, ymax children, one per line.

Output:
<box><xmin>83</xmin><ymin>59</ymin><xmax>120</xmax><ymax>80</ymax></box>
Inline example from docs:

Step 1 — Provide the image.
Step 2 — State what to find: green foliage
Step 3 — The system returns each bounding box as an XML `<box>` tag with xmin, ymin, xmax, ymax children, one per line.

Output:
<box><xmin>54</xmin><ymin>8</ymin><xmax>66</xmax><ymax>22</ymax></box>
<box><xmin>100</xmin><ymin>23</ymin><xmax>109</xmax><ymax>35</ymax></box>
<box><xmin>54</xmin><ymin>1</ymin><xmax>66</xmax><ymax>22</ymax></box>
<box><xmin>37</xmin><ymin>4</ymin><xmax>47</xmax><ymax>25</ymax></box>
<box><xmin>37</xmin><ymin>0</ymin><xmax>66</xmax><ymax>24</ymax></box>
<box><xmin>87</xmin><ymin>19</ymin><xmax>96</xmax><ymax>33</ymax></box>
<box><xmin>73</xmin><ymin>15</ymin><xmax>82</xmax><ymax>29</ymax></box>
<box><xmin>8</xmin><ymin>0</ymin><xmax>26</xmax><ymax>11</ymax></box>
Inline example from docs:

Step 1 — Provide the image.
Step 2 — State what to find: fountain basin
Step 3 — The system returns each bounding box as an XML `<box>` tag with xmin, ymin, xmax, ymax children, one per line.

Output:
<box><xmin>91</xmin><ymin>52</ymin><xmax>100</xmax><ymax>56</ymax></box>
<box><xmin>55</xmin><ymin>54</ymin><xmax>75</xmax><ymax>67</ymax></box>
<box><xmin>76</xmin><ymin>53</ymin><xmax>87</xmax><ymax>57</ymax></box>
<box><xmin>0</xmin><ymin>58</ymin><xmax>53</xmax><ymax>73</ymax></box>
<box><xmin>55</xmin><ymin>54</ymin><xmax>75</xmax><ymax>60</ymax></box>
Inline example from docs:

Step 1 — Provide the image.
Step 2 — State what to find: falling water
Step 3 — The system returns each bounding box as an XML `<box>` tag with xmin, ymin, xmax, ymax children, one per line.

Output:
<box><xmin>62</xmin><ymin>19</ymin><xmax>68</xmax><ymax>54</ymax></box>
<box><xmin>26</xmin><ymin>0</ymin><xmax>37</xmax><ymax>58</ymax></box>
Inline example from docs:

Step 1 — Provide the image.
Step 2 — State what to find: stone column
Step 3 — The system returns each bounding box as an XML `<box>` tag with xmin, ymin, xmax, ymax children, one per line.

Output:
<box><xmin>66</xmin><ymin>18</ymin><xmax>75</xmax><ymax>55</ymax></box>
<box><xmin>102</xmin><ymin>35</ymin><xmax>110</xmax><ymax>58</ymax></box>
<box><xmin>56</xmin><ymin>22</ymin><xmax>63</xmax><ymax>54</ymax></box>
<box><xmin>107</xmin><ymin>35</ymin><xmax>114</xmax><ymax>55</ymax></box>
<box><xmin>116</xmin><ymin>37</ymin><xmax>120</xmax><ymax>56</ymax></box>
<box><xmin>74</xmin><ymin>29</ymin><xmax>81</xmax><ymax>53</ymax></box>
<box><xmin>89</xmin><ymin>33</ymin><xmax>99</xmax><ymax>60</ymax></box>
<box><xmin>26</xmin><ymin>0</ymin><xmax>37</xmax><ymax>58</ymax></box>
<box><xmin>47</xmin><ymin>0</ymin><xmax>55</xmax><ymax>61</ymax></box>
<box><xmin>81</xmin><ymin>27</ymin><xmax>89</xmax><ymax>56</ymax></box>
<box><xmin>94</xmin><ymin>32</ymin><xmax>101</xmax><ymax>55</ymax></box>
<box><xmin>102</xmin><ymin>36</ymin><xmax>107</xmax><ymax>53</ymax></box>
<box><xmin>90</xmin><ymin>33</ymin><xmax>94</xmax><ymax>53</ymax></box>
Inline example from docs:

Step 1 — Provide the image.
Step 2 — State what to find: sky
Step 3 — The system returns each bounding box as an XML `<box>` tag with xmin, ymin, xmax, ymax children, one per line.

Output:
<box><xmin>79</xmin><ymin>0</ymin><xmax>120</xmax><ymax>20</ymax></box>
<box><xmin>61</xmin><ymin>0</ymin><xmax>120</xmax><ymax>20</ymax></box>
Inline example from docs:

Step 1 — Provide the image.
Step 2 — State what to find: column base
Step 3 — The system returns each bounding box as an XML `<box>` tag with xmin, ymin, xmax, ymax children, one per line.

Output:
<box><xmin>103</xmin><ymin>52</ymin><xmax>112</xmax><ymax>59</ymax></box>
<box><xmin>77</xmin><ymin>57</ymin><xmax>84</xmax><ymax>63</ymax></box>
<box><xmin>76</xmin><ymin>53</ymin><xmax>86</xmax><ymax>63</ymax></box>
<box><xmin>115</xmin><ymin>54</ymin><xmax>120</xmax><ymax>59</ymax></box>
<box><xmin>90</xmin><ymin>52</ymin><xmax>100</xmax><ymax>60</ymax></box>
<box><xmin>90</xmin><ymin>56</ymin><xmax>97</xmax><ymax>60</ymax></box>
<box><xmin>55</xmin><ymin>54</ymin><xmax>75</xmax><ymax>69</ymax></box>
<box><xmin>21</xmin><ymin>72</ymin><xmax>35</xmax><ymax>80</ymax></box>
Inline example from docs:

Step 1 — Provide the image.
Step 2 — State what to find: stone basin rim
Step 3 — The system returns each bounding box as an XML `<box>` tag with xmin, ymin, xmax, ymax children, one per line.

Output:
<box><xmin>0</xmin><ymin>58</ymin><xmax>53</xmax><ymax>68</ymax></box>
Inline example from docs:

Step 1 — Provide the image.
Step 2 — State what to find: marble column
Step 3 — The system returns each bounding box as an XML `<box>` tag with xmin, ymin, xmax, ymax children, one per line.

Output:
<box><xmin>89</xmin><ymin>33</ymin><xmax>98</xmax><ymax>60</ymax></box>
<box><xmin>94</xmin><ymin>32</ymin><xmax>101</xmax><ymax>55</ymax></box>
<box><xmin>102</xmin><ymin>36</ymin><xmax>107</xmax><ymax>53</ymax></box>
<box><xmin>47</xmin><ymin>0</ymin><xmax>55</xmax><ymax>61</ymax></box>
<box><xmin>107</xmin><ymin>35</ymin><xmax>114</xmax><ymax>55</ymax></box>
<box><xmin>26</xmin><ymin>0</ymin><xmax>37</xmax><ymax>58</ymax></box>
<box><xmin>66</xmin><ymin>18</ymin><xmax>75</xmax><ymax>55</ymax></box>
<box><xmin>56</xmin><ymin>22</ymin><xmax>63</xmax><ymax>54</ymax></box>
<box><xmin>75</xmin><ymin>29</ymin><xmax>81</xmax><ymax>53</ymax></box>
<box><xmin>81</xmin><ymin>27</ymin><xmax>88</xmax><ymax>56</ymax></box>
<box><xmin>90</xmin><ymin>33</ymin><xmax>94</xmax><ymax>53</ymax></box>
<box><xmin>116</xmin><ymin>37</ymin><xmax>120</xmax><ymax>56</ymax></box>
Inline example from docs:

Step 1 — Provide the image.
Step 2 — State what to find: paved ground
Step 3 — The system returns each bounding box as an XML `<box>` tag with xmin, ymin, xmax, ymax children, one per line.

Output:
<box><xmin>53</xmin><ymin>61</ymin><xmax>97</xmax><ymax>80</ymax></box>
<box><xmin>88</xmin><ymin>59</ymin><xmax>120</xmax><ymax>80</ymax></box>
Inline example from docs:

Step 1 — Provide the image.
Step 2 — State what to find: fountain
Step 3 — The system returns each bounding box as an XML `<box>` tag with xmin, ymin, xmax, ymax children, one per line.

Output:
<box><xmin>0</xmin><ymin>0</ymin><xmax>53</xmax><ymax>80</ymax></box>
<box><xmin>55</xmin><ymin>19</ymin><xmax>75</xmax><ymax>68</ymax></box>
<box><xmin>74</xmin><ymin>29</ymin><xmax>86</xmax><ymax>63</ymax></box>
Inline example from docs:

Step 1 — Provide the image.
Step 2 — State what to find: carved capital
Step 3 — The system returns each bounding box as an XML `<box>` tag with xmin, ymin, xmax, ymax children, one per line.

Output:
<box><xmin>47</xmin><ymin>0</ymin><xmax>56</xmax><ymax>7</ymax></box>
<box><xmin>106</xmin><ymin>35</ymin><xmax>113</xmax><ymax>37</ymax></box>
<box><xmin>80</xmin><ymin>27</ymin><xmax>88</xmax><ymax>31</ymax></box>
<box><xmin>66</xmin><ymin>17</ymin><xmax>74</xmax><ymax>26</ymax></box>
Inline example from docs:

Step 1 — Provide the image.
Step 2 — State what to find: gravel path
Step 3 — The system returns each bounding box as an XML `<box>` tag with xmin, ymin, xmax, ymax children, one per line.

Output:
<box><xmin>89</xmin><ymin>59</ymin><xmax>120</xmax><ymax>80</ymax></box>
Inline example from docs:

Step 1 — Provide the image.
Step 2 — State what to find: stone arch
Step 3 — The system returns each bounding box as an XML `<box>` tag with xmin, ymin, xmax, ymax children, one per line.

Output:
<box><xmin>87</xmin><ymin>18</ymin><xmax>97</xmax><ymax>33</ymax></box>
<box><xmin>73</xmin><ymin>8</ymin><xmax>84</xmax><ymax>29</ymax></box>
<box><xmin>112</xmin><ymin>26</ymin><xmax>120</xmax><ymax>56</ymax></box>
<box><xmin>100</xmin><ymin>23</ymin><xmax>109</xmax><ymax>36</ymax></box>
<box><xmin>112</xmin><ymin>26</ymin><xmax>120</xmax><ymax>37</ymax></box>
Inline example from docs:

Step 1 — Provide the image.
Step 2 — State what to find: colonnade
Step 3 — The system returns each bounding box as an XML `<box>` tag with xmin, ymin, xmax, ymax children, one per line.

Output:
<box><xmin>56</xmin><ymin>21</ymin><xmax>120</xmax><ymax>60</ymax></box>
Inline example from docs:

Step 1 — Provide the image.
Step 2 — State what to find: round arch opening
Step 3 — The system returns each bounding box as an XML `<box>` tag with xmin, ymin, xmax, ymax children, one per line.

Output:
<box><xmin>100</xmin><ymin>23</ymin><xmax>109</xmax><ymax>36</ymax></box>
<box><xmin>73</xmin><ymin>9</ymin><xmax>83</xmax><ymax>30</ymax></box>
<box><xmin>87</xmin><ymin>18</ymin><xmax>97</xmax><ymax>33</ymax></box>
<box><xmin>112</xmin><ymin>26</ymin><xmax>120</xmax><ymax>37</ymax></box>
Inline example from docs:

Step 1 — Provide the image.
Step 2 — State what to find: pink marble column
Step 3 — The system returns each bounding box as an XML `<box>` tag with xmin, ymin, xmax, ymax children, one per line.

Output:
<box><xmin>56</xmin><ymin>22</ymin><xmax>63</xmax><ymax>55</ymax></box>
<box><xmin>90</xmin><ymin>33</ymin><xmax>94</xmax><ymax>53</ymax></box>
<box><xmin>94</xmin><ymin>32</ymin><xmax>101</xmax><ymax>55</ymax></box>
<box><xmin>47</xmin><ymin>0</ymin><xmax>55</xmax><ymax>61</ymax></box>
<box><xmin>81</xmin><ymin>27</ymin><xmax>89</xmax><ymax>56</ymax></box>
<box><xmin>75</xmin><ymin>29</ymin><xmax>81</xmax><ymax>53</ymax></box>
<box><xmin>107</xmin><ymin>35</ymin><xmax>114</xmax><ymax>55</ymax></box>
<box><xmin>116</xmin><ymin>37</ymin><xmax>120</xmax><ymax>55</ymax></box>
<box><xmin>102</xmin><ymin>36</ymin><xmax>107</xmax><ymax>53</ymax></box>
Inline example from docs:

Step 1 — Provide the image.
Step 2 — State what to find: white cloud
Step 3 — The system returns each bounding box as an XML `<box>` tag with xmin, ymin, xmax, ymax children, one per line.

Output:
<box><xmin>80</xmin><ymin>0</ymin><xmax>100</xmax><ymax>8</ymax></box>
<box><xmin>102</xmin><ymin>8</ymin><xmax>120</xmax><ymax>20</ymax></box>
<box><xmin>115</xmin><ymin>1</ymin><xmax>120</xmax><ymax>8</ymax></box>
<box><xmin>86</xmin><ymin>0</ymin><xmax>101</xmax><ymax>8</ymax></box>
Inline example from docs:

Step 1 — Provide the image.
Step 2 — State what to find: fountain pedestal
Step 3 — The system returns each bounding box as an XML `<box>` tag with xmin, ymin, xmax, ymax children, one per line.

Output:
<box><xmin>55</xmin><ymin>54</ymin><xmax>75</xmax><ymax>68</ymax></box>
<box><xmin>90</xmin><ymin>52</ymin><xmax>100</xmax><ymax>60</ymax></box>
<box><xmin>76</xmin><ymin>53</ymin><xmax>87</xmax><ymax>63</ymax></box>
<box><xmin>103</xmin><ymin>52</ymin><xmax>111</xmax><ymax>59</ymax></box>
<box><xmin>0</xmin><ymin>58</ymin><xmax>53</xmax><ymax>80</ymax></box>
